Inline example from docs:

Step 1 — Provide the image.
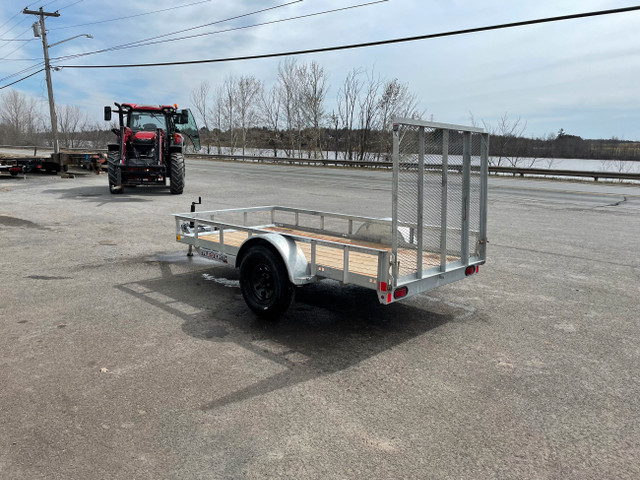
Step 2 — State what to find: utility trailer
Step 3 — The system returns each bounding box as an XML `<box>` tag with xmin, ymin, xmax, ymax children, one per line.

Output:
<box><xmin>5</xmin><ymin>152</ymin><xmax>104</xmax><ymax>175</ymax></box>
<box><xmin>173</xmin><ymin>118</ymin><xmax>489</xmax><ymax>317</ymax></box>
<box><xmin>0</xmin><ymin>160</ymin><xmax>23</xmax><ymax>177</ymax></box>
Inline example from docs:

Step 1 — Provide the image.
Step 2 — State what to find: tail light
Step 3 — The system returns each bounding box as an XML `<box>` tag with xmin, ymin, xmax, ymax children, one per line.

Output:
<box><xmin>174</xmin><ymin>133</ymin><xmax>183</xmax><ymax>144</ymax></box>
<box><xmin>393</xmin><ymin>286</ymin><xmax>408</xmax><ymax>299</ymax></box>
<box><xmin>465</xmin><ymin>265</ymin><xmax>479</xmax><ymax>276</ymax></box>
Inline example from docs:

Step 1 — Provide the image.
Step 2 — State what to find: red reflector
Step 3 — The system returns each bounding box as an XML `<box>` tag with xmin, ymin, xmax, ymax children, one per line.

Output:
<box><xmin>379</xmin><ymin>282</ymin><xmax>387</xmax><ymax>292</ymax></box>
<box><xmin>393</xmin><ymin>286</ymin><xmax>408</xmax><ymax>299</ymax></box>
<box><xmin>465</xmin><ymin>266</ymin><xmax>478</xmax><ymax>276</ymax></box>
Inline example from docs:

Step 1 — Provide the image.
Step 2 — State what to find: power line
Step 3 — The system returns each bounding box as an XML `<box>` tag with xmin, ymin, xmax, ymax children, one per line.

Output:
<box><xmin>0</xmin><ymin>13</ymin><xmax>22</xmax><ymax>34</ymax></box>
<box><xmin>50</xmin><ymin>0</ymin><xmax>210</xmax><ymax>29</ymax></box>
<box><xmin>0</xmin><ymin>0</ymin><xmax>302</xmax><ymax>86</ymax></box>
<box><xmin>0</xmin><ymin>63</ymin><xmax>44</xmax><ymax>83</ymax></box>
<box><xmin>0</xmin><ymin>1</ymin><xmax>48</xmax><ymax>39</ymax></box>
<box><xmin>0</xmin><ymin>29</ymin><xmax>37</xmax><ymax>59</ymax></box>
<box><xmin>57</xmin><ymin>5</ymin><xmax>640</xmax><ymax>70</ymax></box>
<box><xmin>49</xmin><ymin>0</ymin><xmax>386</xmax><ymax>63</ymax></box>
<box><xmin>0</xmin><ymin>18</ymin><xmax>31</xmax><ymax>45</ymax></box>
<box><xmin>0</xmin><ymin>1</ymin><xmax>43</xmax><ymax>33</ymax></box>
<box><xmin>56</xmin><ymin>0</ymin><xmax>303</xmax><ymax>58</ymax></box>
<box><xmin>58</xmin><ymin>0</ymin><xmax>85</xmax><ymax>12</ymax></box>
<box><xmin>41</xmin><ymin>0</ymin><xmax>61</xmax><ymax>9</ymax></box>
<box><xmin>0</xmin><ymin>68</ymin><xmax>45</xmax><ymax>89</ymax></box>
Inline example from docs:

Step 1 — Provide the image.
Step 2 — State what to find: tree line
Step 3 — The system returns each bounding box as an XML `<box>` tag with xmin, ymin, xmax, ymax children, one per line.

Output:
<box><xmin>481</xmin><ymin>116</ymin><xmax>640</xmax><ymax>166</ymax></box>
<box><xmin>1</xmin><ymin>60</ymin><xmax>639</xmax><ymax>163</ymax></box>
<box><xmin>189</xmin><ymin>59</ymin><xmax>422</xmax><ymax>161</ymax></box>
<box><xmin>0</xmin><ymin>89</ymin><xmax>111</xmax><ymax>150</ymax></box>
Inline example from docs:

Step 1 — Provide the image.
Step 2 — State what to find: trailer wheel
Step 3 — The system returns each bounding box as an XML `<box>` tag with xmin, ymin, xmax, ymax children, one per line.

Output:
<box><xmin>169</xmin><ymin>153</ymin><xmax>185</xmax><ymax>195</ymax></box>
<box><xmin>107</xmin><ymin>153</ymin><xmax>123</xmax><ymax>194</ymax></box>
<box><xmin>240</xmin><ymin>245</ymin><xmax>293</xmax><ymax>318</ymax></box>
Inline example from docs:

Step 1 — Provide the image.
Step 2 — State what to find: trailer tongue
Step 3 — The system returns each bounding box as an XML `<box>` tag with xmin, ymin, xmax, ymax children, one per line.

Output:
<box><xmin>173</xmin><ymin>118</ymin><xmax>488</xmax><ymax>318</ymax></box>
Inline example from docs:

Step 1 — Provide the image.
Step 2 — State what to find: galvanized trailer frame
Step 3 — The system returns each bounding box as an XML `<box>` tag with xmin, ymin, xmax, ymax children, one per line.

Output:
<box><xmin>173</xmin><ymin>118</ymin><xmax>488</xmax><ymax>313</ymax></box>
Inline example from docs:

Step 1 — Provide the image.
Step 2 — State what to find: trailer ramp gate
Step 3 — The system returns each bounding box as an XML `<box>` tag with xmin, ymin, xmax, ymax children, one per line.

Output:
<box><xmin>391</xmin><ymin>118</ymin><xmax>488</xmax><ymax>291</ymax></box>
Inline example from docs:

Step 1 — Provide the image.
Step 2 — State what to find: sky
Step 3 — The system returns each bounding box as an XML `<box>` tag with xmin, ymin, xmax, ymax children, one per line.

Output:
<box><xmin>1</xmin><ymin>0</ymin><xmax>639</xmax><ymax>140</ymax></box>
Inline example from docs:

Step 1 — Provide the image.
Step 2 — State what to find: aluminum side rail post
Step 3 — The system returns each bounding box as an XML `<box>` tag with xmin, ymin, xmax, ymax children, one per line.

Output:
<box><xmin>391</xmin><ymin>122</ymin><xmax>400</xmax><ymax>286</ymax></box>
<box><xmin>461</xmin><ymin>131</ymin><xmax>471</xmax><ymax>265</ymax></box>
<box><xmin>440</xmin><ymin>129</ymin><xmax>449</xmax><ymax>272</ymax></box>
<box><xmin>416</xmin><ymin>126</ymin><xmax>425</xmax><ymax>278</ymax></box>
<box><xmin>479</xmin><ymin>133</ymin><xmax>489</xmax><ymax>260</ymax></box>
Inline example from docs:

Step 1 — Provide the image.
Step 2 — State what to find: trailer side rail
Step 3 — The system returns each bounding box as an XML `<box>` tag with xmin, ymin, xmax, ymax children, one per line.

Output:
<box><xmin>174</xmin><ymin>206</ymin><xmax>393</xmax><ymax>290</ymax></box>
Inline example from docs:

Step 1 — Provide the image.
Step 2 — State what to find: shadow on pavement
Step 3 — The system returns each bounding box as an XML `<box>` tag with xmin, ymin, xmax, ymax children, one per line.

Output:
<box><xmin>116</xmin><ymin>255</ymin><xmax>458</xmax><ymax>411</ymax></box>
<box><xmin>40</xmin><ymin>184</ymin><xmax>175</xmax><ymax>202</ymax></box>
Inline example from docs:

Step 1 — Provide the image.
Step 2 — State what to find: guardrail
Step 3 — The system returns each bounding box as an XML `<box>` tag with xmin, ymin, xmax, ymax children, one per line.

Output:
<box><xmin>489</xmin><ymin>166</ymin><xmax>640</xmax><ymax>182</ymax></box>
<box><xmin>189</xmin><ymin>153</ymin><xmax>391</xmax><ymax>168</ymax></box>
<box><xmin>189</xmin><ymin>153</ymin><xmax>640</xmax><ymax>181</ymax></box>
<box><xmin>2</xmin><ymin>146</ymin><xmax>639</xmax><ymax>181</ymax></box>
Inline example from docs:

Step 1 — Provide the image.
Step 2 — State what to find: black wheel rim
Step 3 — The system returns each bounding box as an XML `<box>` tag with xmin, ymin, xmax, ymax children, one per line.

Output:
<box><xmin>250</xmin><ymin>262</ymin><xmax>274</xmax><ymax>303</ymax></box>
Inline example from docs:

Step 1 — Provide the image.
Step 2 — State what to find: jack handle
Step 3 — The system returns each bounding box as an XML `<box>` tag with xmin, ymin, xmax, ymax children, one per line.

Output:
<box><xmin>190</xmin><ymin>197</ymin><xmax>202</xmax><ymax>228</ymax></box>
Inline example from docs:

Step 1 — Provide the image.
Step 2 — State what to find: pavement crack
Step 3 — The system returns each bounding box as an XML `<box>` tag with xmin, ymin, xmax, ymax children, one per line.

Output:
<box><xmin>602</xmin><ymin>195</ymin><xmax>627</xmax><ymax>207</ymax></box>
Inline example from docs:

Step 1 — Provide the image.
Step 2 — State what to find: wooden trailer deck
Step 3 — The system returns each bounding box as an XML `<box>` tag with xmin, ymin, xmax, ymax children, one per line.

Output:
<box><xmin>197</xmin><ymin>226</ymin><xmax>456</xmax><ymax>278</ymax></box>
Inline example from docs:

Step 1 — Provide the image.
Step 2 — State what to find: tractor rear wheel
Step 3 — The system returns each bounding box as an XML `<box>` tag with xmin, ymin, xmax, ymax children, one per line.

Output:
<box><xmin>169</xmin><ymin>153</ymin><xmax>185</xmax><ymax>195</ymax></box>
<box><xmin>107</xmin><ymin>152</ymin><xmax>123</xmax><ymax>194</ymax></box>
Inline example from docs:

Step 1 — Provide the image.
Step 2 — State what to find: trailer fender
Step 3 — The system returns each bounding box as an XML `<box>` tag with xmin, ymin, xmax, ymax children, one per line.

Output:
<box><xmin>236</xmin><ymin>234</ymin><xmax>312</xmax><ymax>285</ymax></box>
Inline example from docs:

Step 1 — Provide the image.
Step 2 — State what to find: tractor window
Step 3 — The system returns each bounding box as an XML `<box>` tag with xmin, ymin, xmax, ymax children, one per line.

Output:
<box><xmin>128</xmin><ymin>111</ymin><xmax>166</xmax><ymax>132</ymax></box>
<box><xmin>176</xmin><ymin>108</ymin><xmax>201</xmax><ymax>151</ymax></box>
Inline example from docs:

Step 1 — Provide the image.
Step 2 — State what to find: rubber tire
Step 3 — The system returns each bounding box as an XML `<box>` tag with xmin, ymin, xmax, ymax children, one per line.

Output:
<box><xmin>240</xmin><ymin>245</ymin><xmax>294</xmax><ymax>319</ymax></box>
<box><xmin>169</xmin><ymin>152</ymin><xmax>185</xmax><ymax>194</ymax></box>
<box><xmin>107</xmin><ymin>152</ymin><xmax>123</xmax><ymax>194</ymax></box>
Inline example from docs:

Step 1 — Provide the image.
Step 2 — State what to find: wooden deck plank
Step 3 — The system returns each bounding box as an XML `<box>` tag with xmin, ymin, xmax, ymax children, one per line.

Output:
<box><xmin>196</xmin><ymin>226</ymin><xmax>459</xmax><ymax>279</ymax></box>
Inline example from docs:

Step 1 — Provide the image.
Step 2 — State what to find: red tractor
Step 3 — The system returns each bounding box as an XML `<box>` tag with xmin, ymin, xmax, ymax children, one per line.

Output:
<box><xmin>104</xmin><ymin>103</ymin><xmax>200</xmax><ymax>194</ymax></box>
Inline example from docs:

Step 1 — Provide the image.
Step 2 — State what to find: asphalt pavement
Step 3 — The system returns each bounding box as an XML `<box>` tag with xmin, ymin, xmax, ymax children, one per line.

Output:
<box><xmin>1</xmin><ymin>160</ymin><xmax>639</xmax><ymax>479</ymax></box>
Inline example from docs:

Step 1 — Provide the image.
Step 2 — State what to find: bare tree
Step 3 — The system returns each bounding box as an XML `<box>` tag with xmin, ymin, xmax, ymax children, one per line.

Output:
<box><xmin>260</xmin><ymin>84</ymin><xmax>282</xmax><ymax>157</ymax></box>
<box><xmin>337</xmin><ymin>68</ymin><xmax>362</xmax><ymax>160</ymax></box>
<box><xmin>236</xmin><ymin>75</ymin><xmax>262</xmax><ymax>155</ymax></box>
<box><xmin>357</xmin><ymin>69</ymin><xmax>382</xmax><ymax>161</ymax></box>
<box><xmin>0</xmin><ymin>89</ymin><xmax>42</xmax><ymax>145</ymax></box>
<box><xmin>190</xmin><ymin>81</ymin><xmax>212</xmax><ymax>153</ymax></box>
<box><xmin>298</xmin><ymin>61</ymin><xmax>328</xmax><ymax>158</ymax></box>
<box><xmin>376</xmin><ymin>78</ymin><xmax>421</xmax><ymax>160</ymax></box>
<box><xmin>484</xmin><ymin>113</ymin><xmax>531</xmax><ymax>167</ymax></box>
<box><xmin>328</xmin><ymin>111</ymin><xmax>339</xmax><ymax>159</ymax></box>
<box><xmin>210</xmin><ymin>91</ymin><xmax>225</xmax><ymax>154</ymax></box>
<box><xmin>277</xmin><ymin>59</ymin><xmax>303</xmax><ymax>157</ymax></box>
<box><xmin>56</xmin><ymin>104</ymin><xmax>89</xmax><ymax>149</ymax></box>
<box><xmin>220</xmin><ymin>76</ymin><xmax>239</xmax><ymax>154</ymax></box>
<box><xmin>84</xmin><ymin>120</ymin><xmax>114</xmax><ymax>148</ymax></box>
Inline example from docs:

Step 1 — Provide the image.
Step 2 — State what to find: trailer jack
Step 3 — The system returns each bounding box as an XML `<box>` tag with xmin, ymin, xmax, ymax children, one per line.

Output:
<box><xmin>187</xmin><ymin>197</ymin><xmax>202</xmax><ymax>257</ymax></box>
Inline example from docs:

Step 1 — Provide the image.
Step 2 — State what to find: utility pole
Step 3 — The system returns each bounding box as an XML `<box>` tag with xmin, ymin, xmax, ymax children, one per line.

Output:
<box><xmin>23</xmin><ymin>7</ymin><xmax>60</xmax><ymax>153</ymax></box>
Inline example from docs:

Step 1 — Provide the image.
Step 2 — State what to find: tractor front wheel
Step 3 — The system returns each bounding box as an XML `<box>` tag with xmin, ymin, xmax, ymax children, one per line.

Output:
<box><xmin>169</xmin><ymin>153</ymin><xmax>185</xmax><ymax>195</ymax></box>
<box><xmin>107</xmin><ymin>152</ymin><xmax>123</xmax><ymax>194</ymax></box>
